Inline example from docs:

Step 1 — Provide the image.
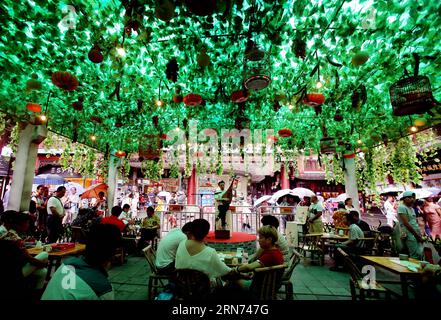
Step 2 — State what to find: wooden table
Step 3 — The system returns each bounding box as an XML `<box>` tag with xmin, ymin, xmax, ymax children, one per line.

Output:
<box><xmin>360</xmin><ymin>255</ymin><xmax>423</xmax><ymax>299</ymax></box>
<box><xmin>28</xmin><ymin>243</ymin><xmax>86</xmax><ymax>280</ymax></box>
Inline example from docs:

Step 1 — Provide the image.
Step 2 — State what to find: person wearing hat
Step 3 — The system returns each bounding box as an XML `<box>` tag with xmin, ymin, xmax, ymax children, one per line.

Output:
<box><xmin>397</xmin><ymin>191</ymin><xmax>424</xmax><ymax>259</ymax></box>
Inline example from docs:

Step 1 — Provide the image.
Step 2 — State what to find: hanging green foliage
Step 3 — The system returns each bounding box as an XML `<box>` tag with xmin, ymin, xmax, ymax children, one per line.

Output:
<box><xmin>169</xmin><ymin>162</ymin><xmax>180</xmax><ymax>179</ymax></box>
<box><xmin>141</xmin><ymin>160</ymin><xmax>161</xmax><ymax>181</ymax></box>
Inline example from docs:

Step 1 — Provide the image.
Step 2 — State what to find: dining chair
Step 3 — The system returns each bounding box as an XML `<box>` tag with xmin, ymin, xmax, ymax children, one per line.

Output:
<box><xmin>172</xmin><ymin>269</ymin><xmax>211</xmax><ymax>301</ymax></box>
<box><xmin>279</xmin><ymin>250</ymin><xmax>302</xmax><ymax>300</ymax></box>
<box><xmin>142</xmin><ymin>245</ymin><xmax>170</xmax><ymax>300</ymax></box>
<box><xmin>299</xmin><ymin>234</ymin><xmax>324</xmax><ymax>265</ymax></box>
<box><xmin>249</xmin><ymin>264</ymin><xmax>288</xmax><ymax>300</ymax></box>
<box><xmin>70</xmin><ymin>226</ymin><xmax>87</xmax><ymax>244</ymax></box>
<box><xmin>337</xmin><ymin>248</ymin><xmax>391</xmax><ymax>300</ymax></box>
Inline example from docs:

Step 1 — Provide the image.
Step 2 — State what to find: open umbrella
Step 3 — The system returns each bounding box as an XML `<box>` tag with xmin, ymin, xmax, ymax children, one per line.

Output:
<box><xmin>157</xmin><ymin>191</ymin><xmax>172</xmax><ymax>203</ymax></box>
<box><xmin>380</xmin><ymin>186</ymin><xmax>405</xmax><ymax>194</ymax></box>
<box><xmin>270</xmin><ymin>189</ymin><xmax>296</xmax><ymax>203</ymax></box>
<box><xmin>398</xmin><ymin>189</ymin><xmax>433</xmax><ymax>200</ymax></box>
<box><xmin>334</xmin><ymin>193</ymin><xmax>348</xmax><ymax>203</ymax></box>
<box><xmin>80</xmin><ymin>183</ymin><xmax>108</xmax><ymax>199</ymax></box>
<box><xmin>33</xmin><ymin>173</ymin><xmax>66</xmax><ymax>185</ymax></box>
<box><xmin>253</xmin><ymin>195</ymin><xmax>273</xmax><ymax>207</ymax></box>
<box><xmin>63</xmin><ymin>181</ymin><xmax>85</xmax><ymax>195</ymax></box>
<box><xmin>291</xmin><ymin>187</ymin><xmax>315</xmax><ymax>199</ymax></box>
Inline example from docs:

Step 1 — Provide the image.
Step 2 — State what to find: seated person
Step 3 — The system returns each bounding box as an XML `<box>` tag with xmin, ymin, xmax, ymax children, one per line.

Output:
<box><xmin>225</xmin><ymin>226</ymin><xmax>284</xmax><ymax>294</ymax></box>
<box><xmin>175</xmin><ymin>219</ymin><xmax>233</xmax><ymax>284</ymax></box>
<box><xmin>138</xmin><ymin>206</ymin><xmax>160</xmax><ymax>250</ymax></box>
<box><xmin>235</xmin><ymin>225</ymin><xmax>284</xmax><ymax>274</ymax></box>
<box><xmin>0</xmin><ymin>239</ymin><xmax>27</xmax><ymax>300</ymax></box>
<box><xmin>0</xmin><ymin>211</ymin><xmax>48</xmax><ymax>294</ymax></box>
<box><xmin>155</xmin><ymin>222</ymin><xmax>192</xmax><ymax>275</ymax></box>
<box><xmin>101</xmin><ymin>206</ymin><xmax>126</xmax><ymax>232</ymax></box>
<box><xmin>353</xmin><ymin>210</ymin><xmax>371</xmax><ymax>233</ymax></box>
<box><xmin>42</xmin><ymin>224</ymin><xmax>122</xmax><ymax>300</ymax></box>
<box><xmin>72</xmin><ymin>208</ymin><xmax>101</xmax><ymax>233</ymax></box>
<box><xmin>332</xmin><ymin>202</ymin><xmax>349</xmax><ymax>229</ymax></box>
<box><xmin>331</xmin><ymin>211</ymin><xmax>365</xmax><ymax>271</ymax></box>
<box><xmin>249</xmin><ymin>215</ymin><xmax>290</xmax><ymax>264</ymax></box>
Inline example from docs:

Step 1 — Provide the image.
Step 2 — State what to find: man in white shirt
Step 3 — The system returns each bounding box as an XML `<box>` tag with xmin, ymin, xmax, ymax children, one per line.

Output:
<box><xmin>155</xmin><ymin>222</ymin><xmax>192</xmax><ymax>275</ymax></box>
<box><xmin>384</xmin><ymin>195</ymin><xmax>397</xmax><ymax>227</ymax></box>
<box><xmin>46</xmin><ymin>186</ymin><xmax>66</xmax><ymax>243</ymax></box>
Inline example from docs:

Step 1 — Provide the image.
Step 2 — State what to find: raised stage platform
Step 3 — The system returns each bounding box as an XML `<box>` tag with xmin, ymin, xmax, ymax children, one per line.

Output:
<box><xmin>205</xmin><ymin>231</ymin><xmax>257</xmax><ymax>255</ymax></box>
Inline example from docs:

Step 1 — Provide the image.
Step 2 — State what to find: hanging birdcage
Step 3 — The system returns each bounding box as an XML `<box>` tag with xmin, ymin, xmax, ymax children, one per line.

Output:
<box><xmin>389</xmin><ymin>75</ymin><xmax>436</xmax><ymax>116</ymax></box>
<box><xmin>320</xmin><ymin>136</ymin><xmax>336</xmax><ymax>154</ymax></box>
<box><xmin>243</xmin><ymin>41</ymin><xmax>271</xmax><ymax>91</ymax></box>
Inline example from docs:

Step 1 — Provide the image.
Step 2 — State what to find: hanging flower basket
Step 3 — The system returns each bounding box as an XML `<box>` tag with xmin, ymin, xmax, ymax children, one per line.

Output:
<box><xmin>26</xmin><ymin>102</ymin><xmax>42</xmax><ymax>113</ymax></box>
<box><xmin>51</xmin><ymin>71</ymin><xmax>78</xmax><ymax>91</ymax></box>
<box><xmin>278</xmin><ymin>128</ymin><xmax>292</xmax><ymax>138</ymax></box>
<box><xmin>230</xmin><ymin>90</ymin><xmax>249</xmax><ymax>103</ymax></box>
<box><xmin>303</xmin><ymin>93</ymin><xmax>325</xmax><ymax>107</ymax></box>
<box><xmin>183</xmin><ymin>93</ymin><xmax>202</xmax><ymax>106</ymax></box>
<box><xmin>390</xmin><ymin>76</ymin><xmax>436</xmax><ymax>116</ymax></box>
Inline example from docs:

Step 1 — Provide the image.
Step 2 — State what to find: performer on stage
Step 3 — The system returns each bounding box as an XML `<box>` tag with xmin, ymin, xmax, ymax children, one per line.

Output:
<box><xmin>215</xmin><ymin>177</ymin><xmax>237</xmax><ymax>229</ymax></box>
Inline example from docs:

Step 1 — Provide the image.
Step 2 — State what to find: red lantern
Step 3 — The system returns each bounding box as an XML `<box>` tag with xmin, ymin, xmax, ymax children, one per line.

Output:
<box><xmin>183</xmin><ymin>93</ymin><xmax>202</xmax><ymax>106</ymax></box>
<box><xmin>230</xmin><ymin>90</ymin><xmax>249</xmax><ymax>103</ymax></box>
<box><xmin>159</xmin><ymin>134</ymin><xmax>168</xmax><ymax>140</ymax></box>
<box><xmin>26</xmin><ymin>102</ymin><xmax>42</xmax><ymax>113</ymax></box>
<box><xmin>303</xmin><ymin>93</ymin><xmax>325</xmax><ymax>106</ymax></box>
<box><xmin>115</xmin><ymin>122</ymin><xmax>123</xmax><ymax>128</ymax></box>
<box><xmin>88</xmin><ymin>45</ymin><xmax>103</xmax><ymax>63</ymax></box>
<box><xmin>90</xmin><ymin>116</ymin><xmax>102</xmax><ymax>124</ymax></box>
<box><xmin>115</xmin><ymin>150</ymin><xmax>126</xmax><ymax>157</ymax></box>
<box><xmin>268</xmin><ymin>135</ymin><xmax>278</xmax><ymax>143</ymax></box>
<box><xmin>52</xmin><ymin>71</ymin><xmax>79</xmax><ymax>91</ymax></box>
<box><xmin>173</xmin><ymin>94</ymin><xmax>183</xmax><ymax>103</ymax></box>
<box><xmin>72</xmin><ymin>99</ymin><xmax>84</xmax><ymax>111</ymax></box>
<box><xmin>278</xmin><ymin>128</ymin><xmax>292</xmax><ymax>138</ymax></box>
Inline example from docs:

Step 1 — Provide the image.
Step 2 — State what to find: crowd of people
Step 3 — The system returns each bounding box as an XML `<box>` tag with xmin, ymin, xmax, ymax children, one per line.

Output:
<box><xmin>383</xmin><ymin>194</ymin><xmax>441</xmax><ymax>240</ymax></box>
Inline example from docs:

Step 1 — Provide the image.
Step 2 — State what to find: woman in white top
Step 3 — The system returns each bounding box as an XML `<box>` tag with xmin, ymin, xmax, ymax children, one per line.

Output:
<box><xmin>175</xmin><ymin>219</ymin><xmax>232</xmax><ymax>282</ymax></box>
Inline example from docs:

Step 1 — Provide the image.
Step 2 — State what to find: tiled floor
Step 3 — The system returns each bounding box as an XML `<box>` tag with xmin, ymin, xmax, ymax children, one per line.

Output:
<box><xmin>109</xmin><ymin>254</ymin><xmax>411</xmax><ymax>300</ymax></box>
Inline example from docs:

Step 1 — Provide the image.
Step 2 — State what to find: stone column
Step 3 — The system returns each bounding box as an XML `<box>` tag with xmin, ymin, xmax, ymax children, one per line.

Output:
<box><xmin>107</xmin><ymin>155</ymin><xmax>120</xmax><ymax>210</ymax></box>
<box><xmin>8</xmin><ymin>123</ymin><xmax>47</xmax><ymax>211</ymax></box>
<box><xmin>343</xmin><ymin>153</ymin><xmax>360</xmax><ymax>211</ymax></box>
<box><xmin>187</xmin><ymin>165</ymin><xmax>196</xmax><ymax>205</ymax></box>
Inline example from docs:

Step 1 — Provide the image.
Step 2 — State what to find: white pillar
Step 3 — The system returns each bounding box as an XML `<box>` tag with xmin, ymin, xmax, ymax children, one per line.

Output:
<box><xmin>107</xmin><ymin>155</ymin><xmax>120</xmax><ymax>210</ymax></box>
<box><xmin>8</xmin><ymin>123</ymin><xmax>47</xmax><ymax>211</ymax></box>
<box><xmin>343</xmin><ymin>154</ymin><xmax>360</xmax><ymax>211</ymax></box>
